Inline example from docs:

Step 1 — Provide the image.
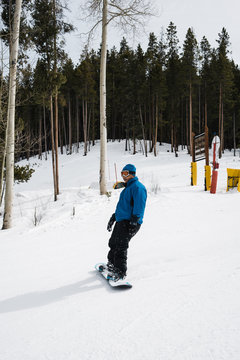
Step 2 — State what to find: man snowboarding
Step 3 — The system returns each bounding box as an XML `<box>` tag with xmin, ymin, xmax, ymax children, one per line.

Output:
<box><xmin>106</xmin><ymin>164</ymin><xmax>147</xmax><ymax>282</ymax></box>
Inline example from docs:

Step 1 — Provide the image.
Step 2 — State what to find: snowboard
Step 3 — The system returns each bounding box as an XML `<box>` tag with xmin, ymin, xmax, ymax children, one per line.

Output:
<box><xmin>95</xmin><ymin>263</ymin><xmax>132</xmax><ymax>289</ymax></box>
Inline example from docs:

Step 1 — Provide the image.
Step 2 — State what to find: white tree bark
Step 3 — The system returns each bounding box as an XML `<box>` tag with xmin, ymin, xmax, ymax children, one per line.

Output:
<box><xmin>2</xmin><ymin>0</ymin><xmax>22</xmax><ymax>229</ymax></box>
<box><xmin>84</xmin><ymin>0</ymin><xmax>153</xmax><ymax>195</ymax></box>
<box><xmin>99</xmin><ymin>0</ymin><xmax>108</xmax><ymax>195</ymax></box>
<box><xmin>0</xmin><ymin>108</ymin><xmax>9</xmax><ymax>207</ymax></box>
<box><xmin>0</xmin><ymin>45</ymin><xmax>7</xmax><ymax>206</ymax></box>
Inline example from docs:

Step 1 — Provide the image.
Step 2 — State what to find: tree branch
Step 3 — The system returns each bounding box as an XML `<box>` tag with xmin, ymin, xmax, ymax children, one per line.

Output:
<box><xmin>80</xmin><ymin>0</ymin><xmax>156</xmax><ymax>45</ymax></box>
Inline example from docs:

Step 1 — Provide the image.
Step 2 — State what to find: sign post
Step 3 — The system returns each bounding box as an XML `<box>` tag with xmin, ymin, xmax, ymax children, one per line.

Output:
<box><xmin>191</xmin><ymin>126</ymin><xmax>210</xmax><ymax>190</ymax></box>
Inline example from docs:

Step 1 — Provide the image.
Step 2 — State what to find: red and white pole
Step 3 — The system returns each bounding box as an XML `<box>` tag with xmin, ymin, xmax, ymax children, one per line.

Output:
<box><xmin>210</xmin><ymin>136</ymin><xmax>220</xmax><ymax>194</ymax></box>
<box><xmin>210</xmin><ymin>170</ymin><xmax>218</xmax><ymax>194</ymax></box>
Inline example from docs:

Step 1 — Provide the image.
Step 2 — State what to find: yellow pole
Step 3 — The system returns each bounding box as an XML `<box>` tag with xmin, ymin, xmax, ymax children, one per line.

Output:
<box><xmin>191</xmin><ymin>162</ymin><xmax>197</xmax><ymax>186</ymax></box>
<box><xmin>205</xmin><ymin>165</ymin><xmax>211</xmax><ymax>191</ymax></box>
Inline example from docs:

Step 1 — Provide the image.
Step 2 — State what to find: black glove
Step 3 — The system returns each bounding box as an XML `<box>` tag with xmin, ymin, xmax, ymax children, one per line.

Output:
<box><xmin>128</xmin><ymin>215</ymin><xmax>140</xmax><ymax>236</ymax></box>
<box><xmin>107</xmin><ymin>213</ymin><xmax>116</xmax><ymax>232</ymax></box>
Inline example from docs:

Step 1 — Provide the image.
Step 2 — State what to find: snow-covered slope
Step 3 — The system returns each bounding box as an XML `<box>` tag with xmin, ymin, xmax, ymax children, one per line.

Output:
<box><xmin>0</xmin><ymin>141</ymin><xmax>240</xmax><ymax>360</ymax></box>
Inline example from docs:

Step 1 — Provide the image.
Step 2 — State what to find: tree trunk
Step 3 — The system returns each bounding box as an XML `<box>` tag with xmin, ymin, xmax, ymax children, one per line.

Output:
<box><xmin>43</xmin><ymin>103</ymin><xmax>47</xmax><ymax>160</ymax></box>
<box><xmin>76</xmin><ymin>96</ymin><xmax>79</xmax><ymax>152</ymax></box>
<box><xmin>0</xmin><ymin>113</ymin><xmax>8</xmax><ymax>207</ymax></box>
<box><xmin>149</xmin><ymin>101</ymin><xmax>152</xmax><ymax>152</ymax></box>
<box><xmin>218</xmin><ymin>82</ymin><xmax>222</xmax><ymax>158</ymax></box>
<box><xmin>87</xmin><ymin>107</ymin><xmax>92</xmax><ymax>152</ymax></box>
<box><xmin>92</xmin><ymin>103</ymin><xmax>95</xmax><ymax>146</ymax></box>
<box><xmin>83</xmin><ymin>99</ymin><xmax>88</xmax><ymax>156</ymax></box>
<box><xmin>2</xmin><ymin>0</ymin><xmax>22</xmax><ymax>230</ymax></box>
<box><xmin>144</xmin><ymin>105</ymin><xmax>148</xmax><ymax>154</ymax></box>
<box><xmin>171</xmin><ymin>122</ymin><xmax>174</xmax><ymax>152</ymax></box>
<box><xmin>198</xmin><ymin>84</ymin><xmax>201</xmax><ymax>133</ymax></box>
<box><xmin>153</xmin><ymin>96</ymin><xmax>158</xmax><ymax>157</ymax></box>
<box><xmin>181</xmin><ymin>97</ymin><xmax>184</xmax><ymax>150</ymax></box>
<box><xmin>38</xmin><ymin>107</ymin><xmax>42</xmax><ymax>159</ymax></box>
<box><xmin>186</xmin><ymin>97</ymin><xmax>189</xmax><ymax>152</ymax></box>
<box><xmin>233</xmin><ymin>112</ymin><xmax>236</xmax><ymax>156</ymax></box>
<box><xmin>139</xmin><ymin>104</ymin><xmax>147</xmax><ymax>157</ymax></box>
<box><xmin>68</xmin><ymin>93</ymin><xmax>72</xmax><ymax>154</ymax></box>
<box><xmin>160</xmin><ymin>111</ymin><xmax>163</xmax><ymax>146</ymax></box>
<box><xmin>50</xmin><ymin>94</ymin><xmax>57</xmax><ymax>201</ymax></box>
<box><xmin>62</xmin><ymin>108</ymin><xmax>67</xmax><ymax>154</ymax></box>
<box><xmin>174</xmin><ymin>125</ymin><xmax>178</xmax><ymax>156</ymax></box>
<box><xmin>221</xmin><ymin>100</ymin><xmax>224</xmax><ymax>154</ymax></box>
<box><xmin>204</xmin><ymin>89</ymin><xmax>208</xmax><ymax>128</ymax></box>
<box><xmin>189</xmin><ymin>81</ymin><xmax>193</xmax><ymax>156</ymax></box>
<box><xmin>26</xmin><ymin>119</ymin><xmax>30</xmax><ymax>160</ymax></box>
<box><xmin>52</xmin><ymin>0</ymin><xmax>59</xmax><ymax>193</ymax></box>
<box><xmin>54</xmin><ymin>90</ymin><xmax>59</xmax><ymax>194</ymax></box>
<box><xmin>0</xmin><ymin>43</ymin><xmax>6</xmax><ymax>206</ymax></box>
<box><xmin>125</xmin><ymin>123</ymin><xmax>129</xmax><ymax>151</ymax></box>
<box><xmin>99</xmin><ymin>0</ymin><xmax>108</xmax><ymax>195</ymax></box>
<box><xmin>132</xmin><ymin>112</ymin><xmax>136</xmax><ymax>155</ymax></box>
<box><xmin>59</xmin><ymin>110</ymin><xmax>63</xmax><ymax>155</ymax></box>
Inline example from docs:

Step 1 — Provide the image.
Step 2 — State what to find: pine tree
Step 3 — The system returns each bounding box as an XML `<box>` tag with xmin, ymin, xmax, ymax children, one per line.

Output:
<box><xmin>134</xmin><ymin>44</ymin><xmax>148</xmax><ymax>155</ymax></box>
<box><xmin>165</xmin><ymin>22</ymin><xmax>181</xmax><ymax>154</ymax></box>
<box><xmin>32</xmin><ymin>59</ymin><xmax>50</xmax><ymax>159</ymax></box>
<box><xmin>31</xmin><ymin>0</ymin><xmax>73</xmax><ymax>200</ymax></box>
<box><xmin>145</xmin><ymin>32</ymin><xmax>166</xmax><ymax>155</ymax></box>
<box><xmin>118</xmin><ymin>38</ymin><xmax>135</xmax><ymax>149</ymax></box>
<box><xmin>200</xmin><ymin>36</ymin><xmax>212</xmax><ymax>128</ymax></box>
<box><xmin>75</xmin><ymin>51</ymin><xmax>97</xmax><ymax>155</ymax></box>
<box><xmin>216</xmin><ymin>28</ymin><xmax>234</xmax><ymax>156</ymax></box>
<box><xmin>106</xmin><ymin>46</ymin><xmax>119</xmax><ymax>141</ymax></box>
<box><xmin>231</xmin><ymin>62</ymin><xmax>240</xmax><ymax>154</ymax></box>
<box><xmin>60</xmin><ymin>58</ymin><xmax>75</xmax><ymax>154</ymax></box>
<box><xmin>182</xmin><ymin>27</ymin><xmax>199</xmax><ymax>155</ymax></box>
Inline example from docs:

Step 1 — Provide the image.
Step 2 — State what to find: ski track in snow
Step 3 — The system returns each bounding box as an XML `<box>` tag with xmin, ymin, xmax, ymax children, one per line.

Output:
<box><xmin>0</xmin><ymin>142</ymin><xmax>240</xmax><ymax>360</ymax></box>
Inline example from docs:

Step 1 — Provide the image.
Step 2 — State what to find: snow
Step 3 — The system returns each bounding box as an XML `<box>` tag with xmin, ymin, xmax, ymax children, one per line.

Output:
<box><xmin>0</xmin><ymin>141</ymin><xmax>240</xmax><ymax>360</ymax></box>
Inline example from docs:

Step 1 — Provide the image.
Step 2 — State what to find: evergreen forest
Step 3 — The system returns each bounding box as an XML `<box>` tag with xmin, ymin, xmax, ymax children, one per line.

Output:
<box><xmin>1</xmin><ymin>0</ymin><xmax>240</xmax><ymax>165</ymax></box>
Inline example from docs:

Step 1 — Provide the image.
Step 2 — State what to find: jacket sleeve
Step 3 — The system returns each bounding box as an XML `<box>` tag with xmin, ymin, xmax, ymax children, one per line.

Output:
<box><xmin>132</xmin><ymin>185</ymin><xmax>147</xmax><ymax>219</ymax></box>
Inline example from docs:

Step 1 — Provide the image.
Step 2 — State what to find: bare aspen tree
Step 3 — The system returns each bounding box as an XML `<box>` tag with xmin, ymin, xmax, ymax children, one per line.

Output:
<box><xmin>83</xmin><ymin>0</ymin><xmax>154</xmax><ymax>195</ymax></box>
<box><xmin>0</xmin><ymin>109</ymin><xmax>8</xmax><ymax>207</ymax></box>
<box><xmin>99</xmin><ymin>0</ymin><xmax>108</xmax><ymax>194</ymax></box>
<box><xmin>0</xmin><ymin>40</ymin><xmax>7</xmax><ymax>206</ymax></box>
<box><xmin>53</xmin><ymin>0</ymin><xmax>59</xmax><ymax>196</ymax></box>
<box><xmin>2</xmin><ymin>0</ymin><xmax>22</xmax><ymax>230</ymax></box>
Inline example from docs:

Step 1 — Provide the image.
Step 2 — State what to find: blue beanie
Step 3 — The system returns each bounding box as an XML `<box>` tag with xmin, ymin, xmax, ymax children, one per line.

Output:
<box><xmin>122</xmin><ymin>164</ymin><xmax>136</xmax><ymax>175</ymax></box>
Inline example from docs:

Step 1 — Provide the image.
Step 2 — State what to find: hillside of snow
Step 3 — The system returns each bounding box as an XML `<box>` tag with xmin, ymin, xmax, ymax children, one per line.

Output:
<box><xmin>0</xmin><ymin>141</ymin><xmax>240</xmax><ymax>360</ymax></box>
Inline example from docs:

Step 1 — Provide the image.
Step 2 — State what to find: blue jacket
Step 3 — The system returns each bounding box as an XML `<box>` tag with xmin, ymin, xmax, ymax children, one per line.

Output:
<box><xmin>115</xmin><ymin>177</ymin><xmax>147</xmax><ymax>224</ymax></box>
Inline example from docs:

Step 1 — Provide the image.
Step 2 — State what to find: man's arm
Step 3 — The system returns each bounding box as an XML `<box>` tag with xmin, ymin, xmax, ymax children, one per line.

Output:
<box><xmin>132</xmin><ymin>186</ymin><xmax>147</xmax><ymax>220</ymax></box>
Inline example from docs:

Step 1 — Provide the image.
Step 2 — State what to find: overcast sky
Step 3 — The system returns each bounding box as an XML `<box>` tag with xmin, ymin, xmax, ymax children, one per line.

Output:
<box><xmin>65</xmin><ymin>0</ymin><xmax>240</xmax><ymax>66</ymax></box>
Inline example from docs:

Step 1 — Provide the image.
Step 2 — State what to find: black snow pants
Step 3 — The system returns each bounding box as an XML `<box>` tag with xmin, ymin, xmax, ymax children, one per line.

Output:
<box><xmin>107</xmin><ymin>220</ymin><xmax>141</xmax><ymax>276</ymax></box>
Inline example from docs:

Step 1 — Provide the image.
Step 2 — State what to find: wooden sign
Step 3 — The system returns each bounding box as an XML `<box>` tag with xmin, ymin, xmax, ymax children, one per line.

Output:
<box><xmin>192</xmin><ymin>126</ymin><xmax>209</xmax><ymax>165</ymax></box>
